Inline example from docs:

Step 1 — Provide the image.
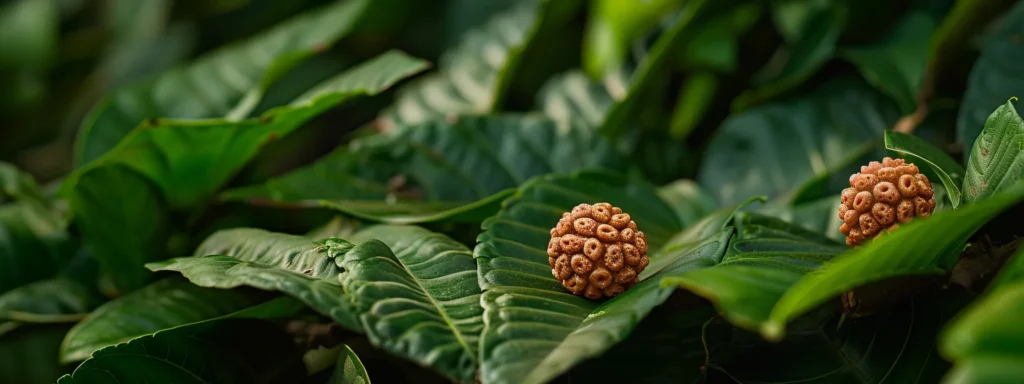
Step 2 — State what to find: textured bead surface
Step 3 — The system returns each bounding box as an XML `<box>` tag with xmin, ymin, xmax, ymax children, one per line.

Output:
<box><xmin>549</xmin><ymin>202</ymin><xmax>649</xmax><ymax>299</ymax></box>
<box><xmin>839</xmin><ymin>157</ymin><xmax>936</xmax><ymax>247</ymax></box>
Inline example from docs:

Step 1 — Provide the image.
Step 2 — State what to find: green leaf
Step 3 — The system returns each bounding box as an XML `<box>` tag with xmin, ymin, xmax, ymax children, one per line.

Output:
<box><xmin>58</xmin><ymin>277</ymin><xmax>277</xmax><ymax>363</ymax></box>
<box><xmin>66</xmin><ymin>50</ymin><xmax>429</xmax><ymax>210</ymax></box>
<box><xmin>668</xmin><ymin>71</ymin><xmax>718</xmax><ymax>140</ymax></box>
<box><xmin>757</xmin><ymin>193</ymin><xmax>847</xmax><ymax>243</ymax></box>
<box><xmin>939</xmin><ymin>243</ymin><xmax>1024</xmax><ymax>382</ymax></box>
<box><xmin>941</xmin><ymin>280</ymin><xmax>1024</xmax><ymax>383</ymax></box>
<box><xmin>0</xmin><ymin>0</ymin><xmax>58</xmax><ymax>68</ymax></box>
<box><xmin>475</xmin><ymin>171</ymin><xmax>710</xmax><ymax>384</ymax></box>
<box><xmin>957</xmin><ymin>0</ymin><xmax>1024</xmax><ymax>161</ymax></box>
<box><xmin>319</xmin><ymin>190</ymin><xmax>515</xmax><ymax>225</ymax></box>
<box><xmin>660</xmin><ymin>213</ymin><xmax>845</xmax><ymax>330</ymax></box>
<box><xmin>65</xmin><ymin>165</ymin><xmax>169</xmax><ymax>291</ymax></box>
<box><xmin>736</xmin><ymin>2</ymin><xmax>846</xmax><ymax>109</ymax></box>
<box><xmin>146</xmin><ymin>228</ymin><xmax>362</xmax><ymax>331</ymax></box>
<box><xmin>884</xmin><ymin>130</ymin><xmax>965</xmax><ymax>208</ymax></box>
<box><xmin>699</xmin><ymin>77</ymin><xmax>897</xmax><ymax>206</ymax></box>
<box><xmin>842</xmin><ymin>11</ymin><xmax>936</xmax><ymax>114</ymax></box>
<box><xmin>599</xmin><ymin>0</ymin><xmax>712</xmax><ymax>138</ymax></box>
<box><xmin>962</xmin><ymin>99</ymin><xmax>1024</xmax><ymax>204</ymax></box>
<box><xmin>56</xmin><ymin>319</ymin><xmax>307</xmax><ymax>384</ymax></box>
<box><xmin>764</xmin><ymin>179</ymin><xmax>1024</xmax><ymax>340</ymax></box>
<box><xmin>336</xmin><ymin>225</ymin><xmax>482</xmax><ymax>383</ymax></box>
<box><xmin>64</xmin><ymin>51</ymin><xmax>427</xmax><ymax>292</ymax></box>
<box><xmin>0</xmin><ymin>277</ymin><xmax>102</xmax><ymax>323</ymax></box>
<box><xmin>379</xmin><ymin>0</ymin><xmax>562</xmax><ymax>127</ymax></box>
<box><xmin>0</xmin><ymin>202</ymin><xmax>74</xmax><ymax>294</ymax></box>
<box><xmin>73</xmin><ymin>0</ymin><xmax>372</xmax><ymax>166</ymax></box>
<box><xmin>329</xmin><ymin>344</ymin><xmax>371</xmax><ymax>384</ymax></box>
<box><xmin>222</xmin><ymin>114</ymin><xmax>621</xmax><ymax>223</ymax></box>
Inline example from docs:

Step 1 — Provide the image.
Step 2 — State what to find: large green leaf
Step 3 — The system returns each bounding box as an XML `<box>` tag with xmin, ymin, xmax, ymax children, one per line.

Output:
<box><xmin>66</xmin><ymin>50</ymin><xmax>429</xmax><ymax>210</ymax></box>
<box><xmin>65</xmin><ymin>165</ymin><xmax>168</xmax><ymax>292</ymax></box>
<box><xmin>379</xmin><ymin>0</ymin><xmax>569</xmax><ymax>128</ymax></box>
<box><xmin>56</xmin><ymin>319</ymin><xmax>307</xmax><ymax>384</ymax></box>
<box><xmin>962</xmin><ymin>99</ymin><xmax>1024</xmax><ymax>204</ymax></box>
<box><xmin>660</xmin><ymin>212</ymin><xmax>846</xmax><ymax>330</ymax></box>
<box><xmin>764</xmin><ymin>179</ymin><xmax>1024</xmax><ymax>340</ymax></box>
<box><xmin>333</xmin><ymin>225</ymin><xmax>482</xmax><ymax>383</ymax></box>
<box><xmin>474</xmin><ymin>171</ymin><xmax>732</xmax><ymax>384</ymax></box>
<box><xmin>146</xmin><ymin>228</ymin><xmax>362</xmax><ymax>331</ymax></box>
<box><xmin>58</xmin><ymin>277</ymin><xmax>278</xmax><ymax>363</ymax></box>
<box><xmin>842</xmin><ymin>11</ymin><xmax>936</xmax><ymax>114</ymax></box>
<box><xmin>957</xmin><ymin>0</ymin><xmax>1024</xmax><ymax>161</ymax></box>
<box><xmin>535</xmin><ymin>70</ymin><xmax>618</xmax><ymax>130</ymax></box>
<box><xmin>885</xmin><ymin>130</ymin><xmax>965</xmax><ymax>208</ymax></box>
<box><xmin>222</xmin><ymin>114</ymin><xmax>621</xmax><ymax>223</ymax></box>
<box><xmin>64</xmin><ymin>51</ymin><xmax>427</xmax><ymax>291</ymax></box>
<box><xmin>73</xmin><ymin>0</ymin><xmax>371</xmax><ymax>166</ymax></box>
<box><xmin>699</xmin><ymin>77</ymin><xmax>897</xmax><ymax>206</ymax></box>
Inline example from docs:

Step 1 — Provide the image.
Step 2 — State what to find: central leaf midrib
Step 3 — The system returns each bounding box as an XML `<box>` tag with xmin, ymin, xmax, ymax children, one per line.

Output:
<box><xmin>389</xmin><ymin>242</ymin><xmax>477</xmax><ymax>364</ymax></box>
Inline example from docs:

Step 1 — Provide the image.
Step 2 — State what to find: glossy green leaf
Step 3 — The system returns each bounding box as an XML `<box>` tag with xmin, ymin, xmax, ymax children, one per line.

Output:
<box><xmin>329</xmin><ymin>344</ymin><xmax>371</xmax><ymax>384</ymax></box>
<box><xmin>885</xmin><ymin>130</ymin><xmax>965</xmax><ymax>208</ymax></box>
<box><xmin>599</xmin><ymin>0</ymin><xmax>711</xmax><ymax>138</ymax></box>
<box><xmin>764</xmin><ymin>179</ymin><xmax>1024</xmax><ymax>340</ymax></box>
<box><xmin>73</xmin><ymin>0</ymin><xmax>371</xmax><ymax>166</ymax></box>
<box><xmin>335</xmin><ymin>225</ymin><xmax>482</xmax><ymax>383</ymax></box>
<box><xmin>660</xmin><ymin>212</ymin><xmax>845</xmax><ymax>330</ymax></box>
<box><xmin>962</xmin><ymin>99</ymin><xmax>1024</xmax><ymax>204</ymax></box>
<box><xmin>0</xmin><ymin>277</ymin><xmax>102</xmax><ymax>323</ymax></box>
<box><xmin>56</xmin><ymin>319</ymin><xmax>307</xmax><ymax>384</ymax></box>
<box><xmin>222</xmin><ymin>114</ymin><xmax>621</xmax><ymax>223</ymax></box>
<box><xmin>957</xmin><ymin>0</ymin><xmax>1024</xmax><ymax>161</ymax></box>
<box><xmin>64</xmin><ymin>51</ymin><xmax>427</xmax><ymax>292</ymax></box>
<box><xmin>736</xmin><ymin>2</ymin><xmax>846</xmax><ymax>109</ymax></box>
<box><xmin>699</xmin><ymin>77</ymin><xmax>897</xmax><ymax>206</ymax></box>
<box><xmin>379</xmin><ymin>0</ymin><xmax>561</xmax><ymax>128</ymax></box>
<box><xmin>66</xmin><ymin>50</ymin><xmax>429</xmax><ymax>210</ymax></box>
<box><xmin>58</xmin><ymin>277</ymin><xmax>275</xmax><ymax>363</ymax></box>
<box><xmin>146</xmin><ymin>228</ymin><xmax>360</xmax><ymax>330</ymax></box>
<box><xmin>842</xmin><ymin>11</ymin><xmax>936</xmax><ymax>114</ymax></box>
<box><xmin>474</xmin><ymin>171</ymin><xmax>722</xmax><ymax>384</ymax></box>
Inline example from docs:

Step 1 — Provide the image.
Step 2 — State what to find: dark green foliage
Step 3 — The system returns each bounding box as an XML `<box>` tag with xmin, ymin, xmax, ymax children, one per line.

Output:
<box><xmin>3</xmin><ymin>1</ymin><xmax>1024</xmax><ymax>383</ymax></box>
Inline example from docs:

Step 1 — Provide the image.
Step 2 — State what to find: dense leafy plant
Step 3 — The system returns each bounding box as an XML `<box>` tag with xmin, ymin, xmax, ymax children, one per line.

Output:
<box><xmin>2</xmin><ymin>0</ymin><xmax>1024</xmax><ymax>383</ymax></box>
